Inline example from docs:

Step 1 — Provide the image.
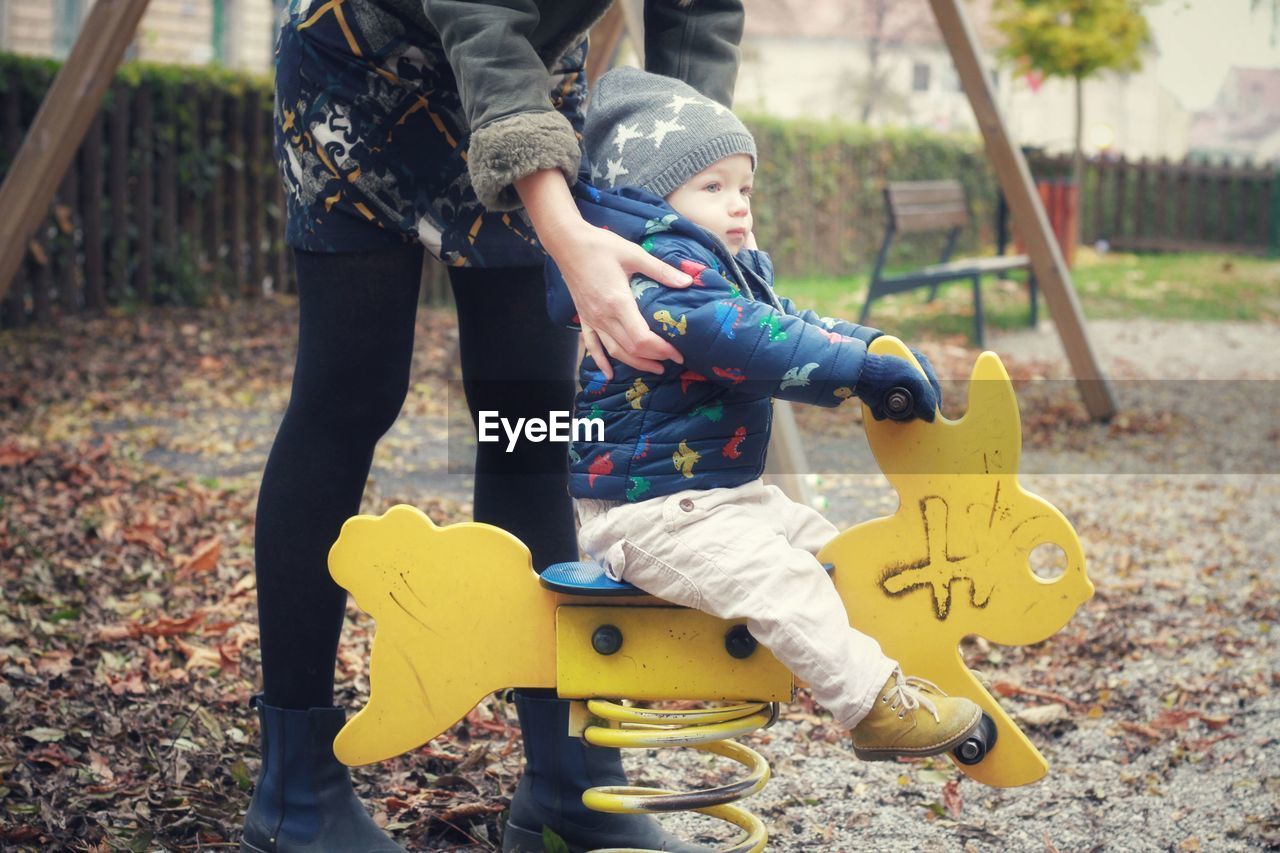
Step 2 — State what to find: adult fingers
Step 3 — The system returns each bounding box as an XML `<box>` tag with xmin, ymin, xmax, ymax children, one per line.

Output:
<box><xmin>596</xmin><ymin>324</ymin><xmax>667</xmax><ymax>375</ymax></box>
<box><xmin>629</xmin><ymin>248</ymin><xmax>694</xmax><ymax>290</ymax></box>
<box><xmin>587</xmin><ymin>296</ymin><xmax>684</xmax><ymax>370</ymax></box>
<box><xmin>581</xmin><ymin>325</ymin><xmax>612</xmax><ymax>381</ymax></box>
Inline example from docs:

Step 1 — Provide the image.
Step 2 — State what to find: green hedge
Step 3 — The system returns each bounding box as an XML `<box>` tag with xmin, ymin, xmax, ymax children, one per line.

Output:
<box><xmin>0</xmin><ymin>52</ymin><xmax>272</xmax><ymax>177</ymax></box>
<box><xmin>0</xmin><ymin>53</ymin><xmax>278</xmax><ymax>318</ymax></box>
<box><xmin>744</xmin><ymin>114</ymin><xmax>997</xmax><ymax>278</ymax></box>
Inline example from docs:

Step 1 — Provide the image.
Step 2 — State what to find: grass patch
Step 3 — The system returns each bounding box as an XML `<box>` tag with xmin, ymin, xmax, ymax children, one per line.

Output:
<box><xmin>773</xmin><ymin>249</ymin><xmax>1280</xmax><ymax>339</ymax></box>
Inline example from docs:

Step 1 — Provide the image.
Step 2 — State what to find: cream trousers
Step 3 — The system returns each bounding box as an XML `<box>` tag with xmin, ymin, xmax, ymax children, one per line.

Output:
<box><xmin>575</xmin><ymin>478</ymin><xmax>898</xmax><ymax>729</ymax></box>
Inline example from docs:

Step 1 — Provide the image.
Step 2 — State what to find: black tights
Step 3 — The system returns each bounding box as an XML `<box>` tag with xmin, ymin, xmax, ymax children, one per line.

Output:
<box><xmin>254</xmin><ymin>245</ymin><xmax>580</xmax><ymax>709</ymax></box>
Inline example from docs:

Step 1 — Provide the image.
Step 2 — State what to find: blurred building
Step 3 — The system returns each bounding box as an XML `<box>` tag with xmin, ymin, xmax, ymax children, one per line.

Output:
<box><xmin>1</xmin><ymin>0</ymin><xmax>1200</xmax><ymax>161</ymax></box>
<box><xmin>735</xmin><ymin>0</ymin><xmax>1191</xmax><ymax>160</ymax></box>
<box><xmin>0</xmin><ymin>0</ymin><xmax>280</xmax><ymax>72</ymax></box>
<box><xmin>1187</xmin><ymin>67</ymin><xmax>1280</xmax><ymax>164</ymax></box>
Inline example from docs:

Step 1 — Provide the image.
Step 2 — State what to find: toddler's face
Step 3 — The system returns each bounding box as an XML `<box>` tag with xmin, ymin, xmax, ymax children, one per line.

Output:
<box><xmin>664</xmin><ymin>154</ymin><xmax>754</xmax><ymax>253</ymax></box>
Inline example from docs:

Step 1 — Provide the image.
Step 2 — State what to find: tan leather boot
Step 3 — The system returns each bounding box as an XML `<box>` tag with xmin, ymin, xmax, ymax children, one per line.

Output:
<box><xmin>851</xmin><ymin>668</ymin><xmax>982</xmax><ymax>761</ymax></box>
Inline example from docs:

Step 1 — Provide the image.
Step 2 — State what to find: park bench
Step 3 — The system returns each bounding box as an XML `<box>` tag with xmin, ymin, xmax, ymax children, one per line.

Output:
<box><xmin>858</xmin><ymin>180</ymin><xmax>1036</xmax><ymax>347</ymax></box>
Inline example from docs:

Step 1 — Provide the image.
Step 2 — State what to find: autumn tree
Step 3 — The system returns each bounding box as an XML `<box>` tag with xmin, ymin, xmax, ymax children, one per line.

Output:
<box><xmin>993</xmin><ymin>0</ymin><xmax>1152</xmax><ymax>198</ymax></box>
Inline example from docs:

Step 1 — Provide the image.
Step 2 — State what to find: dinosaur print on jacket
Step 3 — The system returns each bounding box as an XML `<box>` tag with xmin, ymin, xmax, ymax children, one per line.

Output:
<box><xmin>582</xmin><ymin>369</ymin><xmax>608</xmax><ymax>396</ymax></box>
<box><xmin>780</xmin><ymin>362</ymin><xmax>820</xmax><ymax>389</ymax></box>
<box><xmin>759</xmin><ymin>314</ymin><xmax>788</xmax><ymax>342</ymax></box>
<box><xmin>690</xmin><ymin>400</ymin><xmax>724</xmax><ymax>422</ymax></box>
<box><xmin>626</xmin><ymin>378</ymin><xmax>651</xmax><ymax>410</ymax></box>
<box><xmin>715</xmin><ymin>301</ymin><xmax>745</xmax><ymax>340</ymax></box>
<box><xmin>680</xmin><ymin>370</ymin><xmax>708</xmax><ymax>393</ymax></box>
<box><xmin>673</xmin><ymin>440</ymin><xmax>701</xmax><ymax>478</ymax></box>
<box><xmin>627</xmin><ymin>476</ymin><xmax>652</xmax><ymax>501</ymax></box>
<box><xmin>722</xmin><ymin>426</ymin><xmax>747</xmax><ymax>459</ymax></box>
<box><xmin>654</xmin><ymin>309</ymin><xmax>688</xmax><ymax>337</ymax></box>
<box><xmin>588</xmin><ymin>452</ymin><xmax>614</xmax><ymax>488</ymax></box>
<box><xmin>631</xmin><ymin>278</ymin><xmax>660</xmax><ymax>299</ymax></box>
<box><xmin>712</xmin><ymin>366</ymin><xmax>746</xmax><ymax>385</ymax></box>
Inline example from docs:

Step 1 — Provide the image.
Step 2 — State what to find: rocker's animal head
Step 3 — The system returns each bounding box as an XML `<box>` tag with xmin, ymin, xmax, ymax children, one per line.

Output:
<box><xmin>857</xmin><ymin>336</ymin><xmax>1094</xmax><ymax>643</ymax></box>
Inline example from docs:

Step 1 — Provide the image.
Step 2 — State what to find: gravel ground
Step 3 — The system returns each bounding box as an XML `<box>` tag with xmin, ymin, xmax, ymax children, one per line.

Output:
<box><xmin>987</xmin><ymin>318</ymin><xmax>1280</xmax><ymax>381</ymax></box>
<box><xmin>18</xmin><ymin>310</ymin><xmax>1273</xmax><ymax>851</ymax></box>
<box><xmin>637</xmin><ymin>472</ymin><xmax>1279</xmax><ymax>852</ymax></box>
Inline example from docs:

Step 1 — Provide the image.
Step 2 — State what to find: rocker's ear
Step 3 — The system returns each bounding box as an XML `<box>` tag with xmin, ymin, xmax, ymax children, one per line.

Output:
<box><xmin>967</xmin><ymin>352</ymin><xmax>1022</xmax><ymax>472</ymax></box>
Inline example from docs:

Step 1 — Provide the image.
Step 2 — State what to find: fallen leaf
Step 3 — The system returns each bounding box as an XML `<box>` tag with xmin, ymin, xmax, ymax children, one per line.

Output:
<box><xmin>0</xmin><ymin>441</ymin><xmax>37</xmax><ymax>467</ymax></box>
<box><xmin>1015</xmin><ymin>703</ymin><xmax>1068</xmax><ymax>727</ymax></box>
<box><xmin>1118</xmin><ymin>721</ymin><xmax>1162</xmax><ymax>740</ymax></box>
<box><xmin>439</xmin><ymin>802</ymin><xmax>506</xmax><ymax>822</ymax></box>
<box><xmin>173</xmin><ymin>637</ymin><xmax>225</xmax><ymax>671</ymax></box>
<box><xmin>121</xmin><ymin>525</ymin><xmax>167</xmax><ymax>557</ymax></box>
<box><xmin>23</xmin><ymin>727</ymin><xmax>66</xmax><ymax>743</ymax></box>
<box><xmin>942</xmin><ymin>778</ymin><xmax>963</xmax><ymax>819</ymax></box>
<box><xmin>87</xmin><ymin>750</ymin><xmax>116</xmax><ymax>783</ymax></box>
<box><xmin>181</xmin><ymin>538</ymin><xmax>221</xmax><ymax>574</ymax></box>
<box><xmin>35</xmin><ymin>650</ymin><xmax>74</xmax><ymax>678</ymax></box>
<box><xmin>106</xmin><ymin>670</ymin><xmax>147</xmax><ymax>696</ymax></box>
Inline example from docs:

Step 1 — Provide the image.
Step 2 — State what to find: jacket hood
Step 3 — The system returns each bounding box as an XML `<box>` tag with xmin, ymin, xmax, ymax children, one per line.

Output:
<box><xmin>545</xmin><ymin>181</ymin><xmax>776</xmax><ymax>328</ymax></box>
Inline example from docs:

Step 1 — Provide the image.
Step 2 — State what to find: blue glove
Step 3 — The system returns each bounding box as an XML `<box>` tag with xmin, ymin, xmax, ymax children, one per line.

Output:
<box><xmin>909</xmin><ymin>348</ymin><xmax>943</xmax><ymax>408</ymax></box>
<box><xmin>855</xmin><ymin>353</ymin><xmax>939</xmax><ymax>422</ymax></box>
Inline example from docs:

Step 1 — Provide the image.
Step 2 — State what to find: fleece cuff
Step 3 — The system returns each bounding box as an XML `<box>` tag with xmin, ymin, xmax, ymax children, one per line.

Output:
<box><xmin>468</xmin><ymin>110</ymin><xmax>582</xmax><ymax>212</ymax></box>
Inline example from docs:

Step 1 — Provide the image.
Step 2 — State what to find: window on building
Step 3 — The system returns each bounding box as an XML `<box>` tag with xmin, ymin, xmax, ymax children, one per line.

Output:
<box><xmin>53</xmin><ymin>0</ymin><xmax>88</xmax><ymax>59</ymax></box>
<box><xmin>912</xmin><ymin>63</ymin><xmax>931</xmax><ymax>93</ymax></box>
<box><xmin>213</xmin><ymin>0</ymin><xmax>228</xmax><ymax>65</ymax></box>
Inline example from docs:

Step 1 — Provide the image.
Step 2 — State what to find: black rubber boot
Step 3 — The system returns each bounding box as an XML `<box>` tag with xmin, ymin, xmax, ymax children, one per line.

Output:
<box><xmin>240</xmin><ymin>695</ymin><xmax>405</xmax><ymax>853</ymax></box>
<box><xmin>502</xmin><ymin>691</ymin><xmax>715</xmax><ymax>853</ymax></box>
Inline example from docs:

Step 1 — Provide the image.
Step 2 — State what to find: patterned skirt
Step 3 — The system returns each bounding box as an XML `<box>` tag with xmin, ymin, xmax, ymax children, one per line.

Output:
<box><xmin>273</xmin><ymin>0</ymin><xmax>588</xmax><ymax>266</ymax></box>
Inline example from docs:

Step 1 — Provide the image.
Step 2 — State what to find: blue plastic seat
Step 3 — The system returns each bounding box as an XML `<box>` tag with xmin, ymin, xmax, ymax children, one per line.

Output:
<box><xmin>541</xmin><ymin>560</ymin><xmax>836</xmax><ymax>597</ymax></box>
<box><xmin>540</xmin><ymin>560</ymin><xmax>644</xmax><ymax>596</ymax></box>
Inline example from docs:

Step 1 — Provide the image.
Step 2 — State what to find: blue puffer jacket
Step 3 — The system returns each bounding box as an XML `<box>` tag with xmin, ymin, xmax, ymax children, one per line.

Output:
<box><xmin>546</xmin><ymin>181</ymin><xmax>882</xmax><ymax>503</ymax></box>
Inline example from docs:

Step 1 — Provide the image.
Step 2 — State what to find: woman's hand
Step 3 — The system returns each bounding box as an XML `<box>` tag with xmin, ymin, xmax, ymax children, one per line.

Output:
<box><xmin>515</xmin><ymin>170</ymin><xmax>693</xmax><ymax>380</ymax></box>
<box><xmin>554</xmin><ymin>222</ymin><xmax>696</xmax><ymax>378</ymax></box>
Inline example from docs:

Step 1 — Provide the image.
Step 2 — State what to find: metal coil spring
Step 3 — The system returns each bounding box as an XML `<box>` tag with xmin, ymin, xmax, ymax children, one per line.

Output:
<box><xmin>579</xmin><ymin>699</ymin><xmax>778</xmax><ymax>853</ymax></box>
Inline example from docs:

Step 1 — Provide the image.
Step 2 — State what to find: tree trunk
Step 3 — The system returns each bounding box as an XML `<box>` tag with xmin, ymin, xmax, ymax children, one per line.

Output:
<box><xmin>860</xmin><ymin>0</ymin><xmax>888</xmax><ymax>124</ymax></box>
<box><xmin>1070</xmin><ymin>73</ymin><xmax>1080</xmax><ymax>188</ymax></box>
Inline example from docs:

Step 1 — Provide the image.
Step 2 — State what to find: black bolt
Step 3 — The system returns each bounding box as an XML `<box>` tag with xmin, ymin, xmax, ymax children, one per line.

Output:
<box><xmin>885</xmin><ymin>387</ymin><xmax>914</xmax><ymax>420</ymax></box>
<box><xmin>725</xmin><ymin>624</ymin><xmax>757</xmax><ymax>659</ymax></box>
<box><xmin>956</xmin><ymin>738</ymin><xmax>983</xmax><ymax>764</ymax></box>
<box><xmin>591</xmin><ymin>625</ymin><xmax>623</xmax><ymax>656</ymax></box>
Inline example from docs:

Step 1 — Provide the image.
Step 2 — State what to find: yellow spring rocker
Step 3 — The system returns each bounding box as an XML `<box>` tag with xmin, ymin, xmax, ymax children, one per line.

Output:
<box><xmin>326</xmin><ymin>337</ymin><xmax>1094</xmax><ymax>852</ymax></box>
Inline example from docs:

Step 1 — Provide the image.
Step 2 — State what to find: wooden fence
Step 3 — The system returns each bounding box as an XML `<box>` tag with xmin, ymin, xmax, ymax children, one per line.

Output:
<box><xmin>0</xmin><ymin>68</ymin><xmax>454</xmax><ymax>331</ymax></box>
<box><xmin>2</xmin><ymin>78</ymin><xmax>284</xmax><ymax>329</ymax></box>
<box><xmin>1027</xmin><ymin>153</ymin><xmax>1280</xmax><ymax>257</ymax></box>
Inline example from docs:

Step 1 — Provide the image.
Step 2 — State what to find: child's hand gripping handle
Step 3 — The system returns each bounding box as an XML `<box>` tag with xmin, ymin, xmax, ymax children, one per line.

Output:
<box><xmin>856</xmin><ymin>336</ymin><xmax>941</xmax><ymax>423</ymax></box>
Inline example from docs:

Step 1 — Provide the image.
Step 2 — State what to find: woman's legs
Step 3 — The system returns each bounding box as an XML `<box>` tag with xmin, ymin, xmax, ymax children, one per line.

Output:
<box><xmin>447</xmin><ymin>265</ymin><xmax>580</xmax><ymax>569</ymax></box>
<box><xmin>448</xmin><ymin>266</ymin><xmax>712</xmax><ymax>853</ymax></box>
<box><xmin>254</xmin><ymin>245</ymin><xmax>424</xmax><ymax>710</ymax></box>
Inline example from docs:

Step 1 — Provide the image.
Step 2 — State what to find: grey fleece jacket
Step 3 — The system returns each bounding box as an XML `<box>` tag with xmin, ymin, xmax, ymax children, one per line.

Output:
<box><xmin>378</xmin><ymin>0</ymin><xmax>745</xmax><ymax>210</ymax></box>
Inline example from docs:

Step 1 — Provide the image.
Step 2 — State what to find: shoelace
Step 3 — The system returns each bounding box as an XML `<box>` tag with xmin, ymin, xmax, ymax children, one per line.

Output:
<box><xmin>883</xmin><ymin>670</ymin><xmax>947</xmax><ymax>723</ymax></box>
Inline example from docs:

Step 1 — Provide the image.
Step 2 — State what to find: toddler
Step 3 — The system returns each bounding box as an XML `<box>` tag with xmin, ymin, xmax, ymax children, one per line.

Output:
<box><xmin>546</xmin><ymin>67</ymin><xmax>981</xmax><ymax>760</ymax></box>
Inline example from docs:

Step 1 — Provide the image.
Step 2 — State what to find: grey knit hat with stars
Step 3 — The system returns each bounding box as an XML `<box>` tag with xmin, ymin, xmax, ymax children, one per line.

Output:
<box><xmin>584</xmin><ymin>66</ymin><xmax>756</xmax><ymax>198</ymax></box>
